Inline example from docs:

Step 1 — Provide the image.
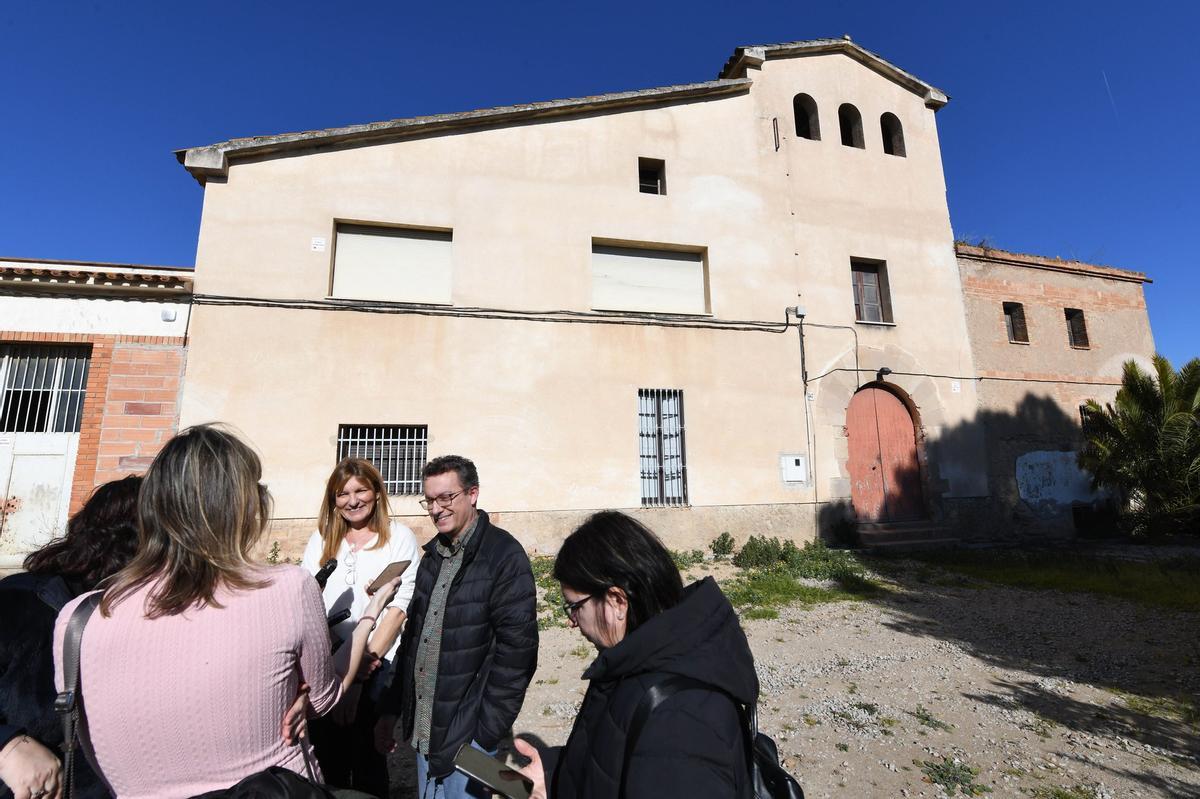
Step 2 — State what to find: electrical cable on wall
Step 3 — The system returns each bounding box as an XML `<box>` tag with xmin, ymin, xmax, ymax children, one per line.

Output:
<box><xmin>189</xmin><ymin>293</ymin><xmax>793</xmax><ymax>334</ymax></box>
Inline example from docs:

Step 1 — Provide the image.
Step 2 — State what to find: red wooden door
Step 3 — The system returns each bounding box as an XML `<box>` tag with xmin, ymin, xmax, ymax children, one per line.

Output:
<box><xmin>846</xmin><ymin>387</ymin><xmax>924</xmax><ymax>521</ymax></box>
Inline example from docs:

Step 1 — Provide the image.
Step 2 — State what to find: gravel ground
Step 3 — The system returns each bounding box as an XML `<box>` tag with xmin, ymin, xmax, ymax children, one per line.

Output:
<box><xmin>391</xmin><ymin>556</ymin><xmax>1199</xmax><ymax>798</ymax></box>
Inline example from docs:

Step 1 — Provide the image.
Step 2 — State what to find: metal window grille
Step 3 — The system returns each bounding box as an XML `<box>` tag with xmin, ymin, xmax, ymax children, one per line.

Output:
<box><xmin>0</xmin><ymin>345</ymin><xmax>90</xmax><ymax>433</ymax></box>
<box><xmin>638</xmin><ymin>389</ymin><xmax>688</xmax><ymax>507</ymax></box>
<box><xmin>337</xmin><ymin>424</ymin><xmax>428</xmax><ymax>495</ymax></box>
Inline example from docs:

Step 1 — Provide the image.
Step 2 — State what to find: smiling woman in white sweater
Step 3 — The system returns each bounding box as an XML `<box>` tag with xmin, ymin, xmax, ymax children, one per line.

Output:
<box><xmin>301</xmin><ymin>457</ymin><xmax>420</xmax><ymax>796</ymax></box>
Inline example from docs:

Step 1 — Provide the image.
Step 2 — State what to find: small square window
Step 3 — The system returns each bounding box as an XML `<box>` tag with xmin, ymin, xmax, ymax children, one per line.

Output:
<box><xmin>1065</xmin><ymin>308</ymin><xmax>1090</xmax><ymax>349</ymax></box>
<box><xmin>638</xmin><ymin>158</ymin><xmax>666</xmax><ymax>195</ymax></box>
<box><xmin>851</xmin><ymin>260</ymin><xmax>893</xmax><ymax>323</ymax></box>
<box><xmin>336</xmin><ymin>424</ymin><xmax>428</xmax><ymax>494</ymax></box>
<box><xmin>1003</xmin><ymin>302</ymin><xmax>1029</xmax><ymax>343</ymax></box>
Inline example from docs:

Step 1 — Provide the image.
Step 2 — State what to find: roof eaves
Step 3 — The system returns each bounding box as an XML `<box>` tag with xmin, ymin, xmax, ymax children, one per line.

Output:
<box><xmin>955</xmin><ymin>243</ymin><xmax>1151</xmax><ymax>284</ymax></box>
<box><xmin>175</xmin><ymin>78</ymin><xmax>752</xmax><ymax>185</ymax></box>
<box><xmin>720</xmin><ymin>38</ymin><xmax>949</xmax><ymax>110</ymax></box>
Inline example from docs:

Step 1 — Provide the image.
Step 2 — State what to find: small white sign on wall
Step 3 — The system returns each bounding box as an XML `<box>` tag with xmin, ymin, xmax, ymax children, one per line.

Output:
<box><xmin>951</xmin><ymin>380</ymin><xmax>961</xmax><ymax>393</ymax></box>
<box><xmin>311</xmin><ymin>237</ymin><xmax>327</xmax><ymax>252</ymax></box>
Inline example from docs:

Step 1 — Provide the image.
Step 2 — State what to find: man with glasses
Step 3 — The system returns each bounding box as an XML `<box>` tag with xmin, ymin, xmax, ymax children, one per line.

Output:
<box><xmin>375</xmin><ymin>455</ymin><xmax>538</xmax><ymax>798</ymax></box>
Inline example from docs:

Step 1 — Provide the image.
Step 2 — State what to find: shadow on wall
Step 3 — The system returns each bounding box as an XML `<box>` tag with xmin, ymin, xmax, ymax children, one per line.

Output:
<box><xmin>921</xmin><ymin>391</ymin><xmax>1116</xmax><ymax>541</ymax></box>
<box><xmin>816</xmin><ymin>499</ymin><xmax>857</xmax><ymax>547</ymax></box>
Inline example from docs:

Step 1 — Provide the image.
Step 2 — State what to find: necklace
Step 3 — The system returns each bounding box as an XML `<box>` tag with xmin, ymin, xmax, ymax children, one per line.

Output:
<box><xmin>343</xmin><ymin>535</ymin><xmax>371</xmax><ymax>585</ymax></box>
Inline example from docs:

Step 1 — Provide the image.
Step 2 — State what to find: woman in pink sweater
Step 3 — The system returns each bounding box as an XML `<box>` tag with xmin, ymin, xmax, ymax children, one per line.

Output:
<box><xmin>54</xmin><ymin>425</ymin><xmax>398</xmax><ymax>799</ymax></box>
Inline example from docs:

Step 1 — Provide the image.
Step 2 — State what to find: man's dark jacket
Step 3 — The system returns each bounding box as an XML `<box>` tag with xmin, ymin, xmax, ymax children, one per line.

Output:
<box><xmin>382</xmin><ymin>510</ymin><xmax>538</xmax><ymax>777</ymax></box>
<box><xmin>548</xmin><ymin>576</ymin><xmax>758</xmax><ymax>799</ymax></box>
<box><xmin>0</xmin><ymin>572</ymin><xmax>110</xmax><ymax>799</ymax></box>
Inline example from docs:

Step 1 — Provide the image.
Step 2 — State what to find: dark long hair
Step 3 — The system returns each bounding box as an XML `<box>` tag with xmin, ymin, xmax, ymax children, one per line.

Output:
<box><xmin>23</xmin><ymin>475</ymin><xmax>142</xmax><ymax>589</ymax></box>
<box><xmin>553</xmin><ymin>511</ymin><xmax>683</xmax><ymax>633</ymax></box>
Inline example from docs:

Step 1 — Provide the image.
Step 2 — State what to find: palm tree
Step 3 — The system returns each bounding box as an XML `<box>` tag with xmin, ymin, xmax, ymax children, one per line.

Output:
<box><xmin>1078</xmin><ymin>355</ymin><xmax>1200</xmax><ymax>537</ymax></box>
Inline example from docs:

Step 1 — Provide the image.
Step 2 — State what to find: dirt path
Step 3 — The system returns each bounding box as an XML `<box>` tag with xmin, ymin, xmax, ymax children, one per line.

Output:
<box><xmin>511</xmin><ymin>560</ymin><xmax>1199</xmax><ymax>798</ymax></box>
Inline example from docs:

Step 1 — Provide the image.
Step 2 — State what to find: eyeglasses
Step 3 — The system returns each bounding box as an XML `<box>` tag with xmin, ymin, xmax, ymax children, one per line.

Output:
<box><xmin>562</xmin><ymin>595</ymin><xmax>593</xmax><ymax>621</ymax></box>
<box><xmin>418</xmin><ymin>489</ymin><xmax>466</xmax><ymax>511</ymax></box>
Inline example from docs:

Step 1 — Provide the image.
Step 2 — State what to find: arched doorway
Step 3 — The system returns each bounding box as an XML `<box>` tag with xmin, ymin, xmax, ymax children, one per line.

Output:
<box><xmin>846</xmin><ymin>385</ymin><xmax>925</xmax><ymax>522</ymax></box>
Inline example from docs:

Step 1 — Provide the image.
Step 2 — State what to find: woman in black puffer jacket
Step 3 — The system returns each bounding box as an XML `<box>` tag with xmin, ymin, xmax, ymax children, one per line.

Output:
<box><xmin>0</xmin><ymin>476</ymin><xmax>141</xmax><ymax>799</ymax></box>
<box><xmin>513</xmin><ymin>511</ymin><xmax>758</xmax><ymax>799</ymax></box>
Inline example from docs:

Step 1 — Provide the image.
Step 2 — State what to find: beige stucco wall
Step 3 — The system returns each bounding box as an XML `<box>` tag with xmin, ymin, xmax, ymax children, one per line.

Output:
<box><xmin>182</xmin><ymin>51</ymin><xmax>983</xmax><ymax>551</ymax></box>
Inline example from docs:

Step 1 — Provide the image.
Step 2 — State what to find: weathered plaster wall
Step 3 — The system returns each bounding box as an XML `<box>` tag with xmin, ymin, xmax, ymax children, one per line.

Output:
<box><xmin>957</xmin><ymin>247</ymin><xmax>1153</xmax><ymax>539</ymax></box>
<box><xmin>182</xmin><ymin>50</ymin><xmax>979</xmax><ymax>547</ymax></box>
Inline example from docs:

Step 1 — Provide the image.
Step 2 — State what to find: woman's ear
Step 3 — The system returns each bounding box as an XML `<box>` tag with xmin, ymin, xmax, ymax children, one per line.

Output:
<box><xmin>606</xmin><ymin>586</ymin><xmax>629</xmax><ymax>621</ymax></box>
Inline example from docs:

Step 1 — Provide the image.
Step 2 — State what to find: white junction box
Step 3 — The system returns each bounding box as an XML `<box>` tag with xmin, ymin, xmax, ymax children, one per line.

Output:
<box><xmin>780</xmin><ymin>453</ymin><xmax>809</xmax><ymax>484</ymax></box>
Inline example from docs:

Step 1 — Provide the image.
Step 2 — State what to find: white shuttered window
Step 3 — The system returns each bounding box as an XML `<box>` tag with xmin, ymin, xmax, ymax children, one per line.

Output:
<box><xmin>333</xmin><ymin>224</ymin><xmax>453</xmax><ymax>305</ymax></box>
<box><xmin>592</xmin><ymin>245</ymin><xmax>706</xmax><ymax>315</ymax></box>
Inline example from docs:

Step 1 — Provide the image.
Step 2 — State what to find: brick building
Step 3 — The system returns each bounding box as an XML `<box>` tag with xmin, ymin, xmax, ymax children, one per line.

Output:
<box><xmin>0</xmin><ymin>257</ymin><xmax>190</xmax><ymax>571</ymax></box>
<box><xmin>955</xmin><ymin>244</ymin><xmax>1154</xmax><ymax>541</ymax></box>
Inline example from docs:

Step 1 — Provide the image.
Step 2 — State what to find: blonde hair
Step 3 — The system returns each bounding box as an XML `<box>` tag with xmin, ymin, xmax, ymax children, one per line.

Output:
<box><xmin>316</xmin><ymin>458</ymin><xmax>391</xmax><ymax>565</ymax></box>
<box><xmin>101</xmin><ymin>424</ymin><xmax>271</xmax><ymax>618</ymax></box>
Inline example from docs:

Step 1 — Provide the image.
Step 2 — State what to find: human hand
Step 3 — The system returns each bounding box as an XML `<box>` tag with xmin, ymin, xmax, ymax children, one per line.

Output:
<box><xmin>0</xmin><ymin>735</ymin><xmax>62</xmax><ymax>799</ymax></box>
<box><xmin>364</xmin><ymin>576</ymin><xmax>401</xmax><ymax>618</ymax></box>
<box><xmin>330</xmin><ymin>682</ymin><xmax>361</xmax><ymax>726</ymax></box>
<box><xmin>374</xmin><ymin>715</ymin><xmax>398</xmax><ymax>755</ymax></box>
<box><xmin>281</xmin><ymin>683</ymin><xmax>310</xmax><ymax>745</ymax></box>
<box><xmin>357</xmin><ymin>651</ymin><xmax>382</xmax><ymax>681</ymax></box>
<box><xmin>508</xmin><ymin>738</ymin><xmax>546</xmax><ymax>799</ymax></box>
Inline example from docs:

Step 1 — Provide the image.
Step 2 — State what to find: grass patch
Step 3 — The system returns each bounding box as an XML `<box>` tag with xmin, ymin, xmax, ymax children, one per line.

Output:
<box><xmin>917</xmin><ymin>757</ymin><xmax>991</xmax><ymax>795</ymax></box>
<box><xmin>1111</xmin><ymin>689</ymin><xmax>1199</xmax><ymax>728</ymax></box>
<box><xmin>724</xmin><ymin>569</ymin><xmax>870</xmax><ymax>616</ymax></box>
<box><xmin>909</xmin><ymin>550</ymin><xmax>1200</xmax><ymax>612</ymax></box>
<box><xmin>907</xmin><ymin>704</ymin><xmax>953</xmax><ymax>731</ymax></box>
<box><xmin>531</xmin><ymin>556</ymin><xmax>565</xmax><ymax>630</ymax></box>
<box><xmin>1030</xmin><ymin>786</ymin><xmax>1098</xmax><ymax>799</ymax></box>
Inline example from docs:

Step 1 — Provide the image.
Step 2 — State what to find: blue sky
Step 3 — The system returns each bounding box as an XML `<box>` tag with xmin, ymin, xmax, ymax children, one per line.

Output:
<box><xmin>2</xmin><ymin>1</ymin><xmax>1196</xmax><ymax>366</ymax></box>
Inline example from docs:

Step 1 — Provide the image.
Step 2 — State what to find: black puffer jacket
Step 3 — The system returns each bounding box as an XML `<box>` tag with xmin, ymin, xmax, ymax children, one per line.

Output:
<box><xmin>382</xmin><ymin>511</ymin><xmax>538</xmax><ymax>778</ymax></box>
<box><xmin>0</xmin><ymin>573</ymin><xmax>109</xmax><ymax>799</ymax></box>
<box><xmin>549</xmin><ymin>576</ymin><xmax>758</xmax><ymax>799</ymax></box>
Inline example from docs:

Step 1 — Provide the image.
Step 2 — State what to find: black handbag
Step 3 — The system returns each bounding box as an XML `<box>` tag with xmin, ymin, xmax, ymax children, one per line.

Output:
<box><xmin>621</xmin><ymin>675</ymin><xmax>804</xmax><ymax>799</ymax></box>
<box><xmin>55</xmin><ymin>593</ymin><xmax>341</xmax><ymax>799</ymax></box>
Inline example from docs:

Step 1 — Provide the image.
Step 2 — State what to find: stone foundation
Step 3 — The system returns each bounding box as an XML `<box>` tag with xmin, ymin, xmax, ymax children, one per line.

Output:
<box><xmin>259</xmin><ymin>502</ymin><xmax>832</xmax><ymax>562</ymax></box>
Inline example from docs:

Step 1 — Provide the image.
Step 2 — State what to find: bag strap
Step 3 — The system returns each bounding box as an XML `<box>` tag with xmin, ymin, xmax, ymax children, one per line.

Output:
<box><xmin>55</xmin><ymin>592</ymin><xmax>102</xmax><ymax>799</ymax></box>
<box><xmin>619</xmin><ymin>675</ymin><xmax>748</xmax><ymax>798</ymax></box>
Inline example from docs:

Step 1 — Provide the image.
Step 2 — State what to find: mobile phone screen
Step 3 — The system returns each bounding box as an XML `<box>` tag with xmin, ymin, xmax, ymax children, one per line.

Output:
<box><xmin>453</xmin><ymin>744</ymin><xmax>532</xmax><ymax>799</ymax></box>
<box><xmin>365</xmin><ymin>560</ymin><xmax>411</xmax><ymax>595</ymax></box>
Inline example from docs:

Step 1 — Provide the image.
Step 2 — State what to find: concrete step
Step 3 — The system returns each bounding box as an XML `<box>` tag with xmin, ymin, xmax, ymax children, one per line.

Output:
<box><xmin>856</xmin><ymin>520</ymin><xmax>958</xmax><ymax>552</ymax></box>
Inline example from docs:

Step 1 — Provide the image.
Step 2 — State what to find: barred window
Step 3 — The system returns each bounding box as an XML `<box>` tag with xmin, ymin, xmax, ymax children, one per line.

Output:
<box><xmin>0</xmin><ymin>344</ymin><xmax>90</xmax><ymax>433</ymax></box>
<box><xmin>337</xmin><ymin>424</ymin><xmax>428</xmax><ymax>495</ymax></box>
<box><xmin>638</xmin><ymin>389</ymin><xmax>688</xmax><ymax>507</ymax></box>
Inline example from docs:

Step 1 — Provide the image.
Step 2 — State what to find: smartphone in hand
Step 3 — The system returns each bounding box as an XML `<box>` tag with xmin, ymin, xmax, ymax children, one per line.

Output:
<box><xmin>365</xmin><ymin>560</ymin><xmax>411</xmax><ymax>595</ymax></box>
<box><xmin>454</xmin><ymin>744</ymin><xmax>532</xmax><ymax>799</ymax></box>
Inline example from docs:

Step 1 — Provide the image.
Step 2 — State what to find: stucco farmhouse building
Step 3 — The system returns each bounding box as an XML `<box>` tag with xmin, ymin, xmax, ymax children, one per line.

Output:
<box><xmin>1</xmin><ymin>39</ymin><xmax>1154</xmax><ymax>563</ymax></box>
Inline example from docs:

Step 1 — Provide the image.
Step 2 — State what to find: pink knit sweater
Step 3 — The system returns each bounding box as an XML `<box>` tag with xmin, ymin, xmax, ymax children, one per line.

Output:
<box><xmin>54</xmin><ymin>565</ymin><xmax>342</xmax><ymax>799</ymax></box>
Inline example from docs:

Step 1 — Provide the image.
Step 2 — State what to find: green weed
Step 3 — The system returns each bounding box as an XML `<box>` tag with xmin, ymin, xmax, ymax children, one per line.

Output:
<box><xmin>1030</xmin><ymin>786</ymin><xmax>1098</xmax><ymax>799</ymax></box>
<box><xmin>907</xmin><ymin>705</ymin><xmax>953</xmax><ymax>732</ymax></box>
<box><xmin>917</xmin><ymin>757</ymin><xmax>991</xmax><ymax>796</ymax></box>
<box><xmin>710</xmin><ymin>532</ymin><xmax>735</xmax><ymax>558</ymax></box>
<box><xmin>670</xmin><ymin>549</ymin><xmax>705</xmax><ymax>569</ymax></box>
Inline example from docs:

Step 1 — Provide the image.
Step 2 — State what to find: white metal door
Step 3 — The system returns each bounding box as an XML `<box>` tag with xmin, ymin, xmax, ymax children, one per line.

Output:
<box><xmin>0</xmin><ymin>345</ymin><xmax>90</xmax><ymax>570</ymax></box>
